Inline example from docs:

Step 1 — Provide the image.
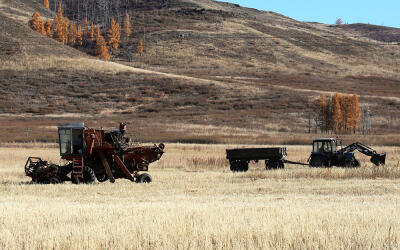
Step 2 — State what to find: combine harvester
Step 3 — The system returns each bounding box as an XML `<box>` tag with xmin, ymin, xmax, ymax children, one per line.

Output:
<box><xmin>25</xmin><ymin>123</ymin><xmax>165</xmax><ymax>184</ymax></box>
<box><xmin>226</xmin><ymin>138</ymin><xmax>386</xmax><ymax>171</ymax></box>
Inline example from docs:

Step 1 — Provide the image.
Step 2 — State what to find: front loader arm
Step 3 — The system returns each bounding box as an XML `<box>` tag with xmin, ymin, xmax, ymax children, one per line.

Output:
<box><xmin>340</xmin><ymin>142</ymin><xmax>386</xmax><ymax>166</ymax></box>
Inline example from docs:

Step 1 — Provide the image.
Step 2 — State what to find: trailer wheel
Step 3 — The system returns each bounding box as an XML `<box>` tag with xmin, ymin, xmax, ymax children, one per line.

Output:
<box><xmin>266</xmin><ymin>160</ymin><xmax>278</xmax><ymax>170</ymax></box>
<box><xmin>72</xmin><ymin>166</ymin><xmax>95</xmax><ymax>184</ymax></box>
<box><xmin>230</xmin><ymin>161</ymin><xmax>248</xmax><ymax>172</ymax></box>
<box><xmin>136</xmin><ymin>173</ymin><xmax>152</xmax><ymax>183</ymax></box>
<box><xmin>239</xmin><ymin>161</ymin><xmax>249</xmax><ymax>172</ymax></box>
<box><xmin>265</xmin><ymin>160</ymin><xmax>273</xmax><ymax>170</ymax></box>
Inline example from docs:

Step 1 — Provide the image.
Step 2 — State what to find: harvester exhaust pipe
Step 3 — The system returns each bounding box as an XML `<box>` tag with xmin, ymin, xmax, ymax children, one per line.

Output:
<box><xmin>370</xmin><ymin>153</ymin><xmax>386</xmax><ymax>166</ymax></box>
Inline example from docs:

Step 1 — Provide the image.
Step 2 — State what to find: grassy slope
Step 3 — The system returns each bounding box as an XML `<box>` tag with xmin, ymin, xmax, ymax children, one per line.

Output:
<box><xmin>0</xmin><ymin>0</ymin><xmax>399</xmax><ymax>143</ymax></box>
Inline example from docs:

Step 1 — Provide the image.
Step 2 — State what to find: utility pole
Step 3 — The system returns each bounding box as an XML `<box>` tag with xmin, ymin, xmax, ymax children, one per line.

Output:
<box><xmin>143</xmin><ymin>13</ymin><xmax>146</xmax><ymax>44</ymax></box>
<box><xmin>25</xmin><ymin>128</ymin><xmax>32</xmax><ymax>139</ymax></box>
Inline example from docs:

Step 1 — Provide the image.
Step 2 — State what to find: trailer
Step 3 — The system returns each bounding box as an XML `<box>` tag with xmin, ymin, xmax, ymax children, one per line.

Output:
<box><xmin>226</xmin><ymin>138</ymin><xmax>386</xmax><ymax>172</ymax></box>
<box><xmin>226</xmin><ymin>147</ymin><xmax>288</xmax><ymax>171</ymax></box>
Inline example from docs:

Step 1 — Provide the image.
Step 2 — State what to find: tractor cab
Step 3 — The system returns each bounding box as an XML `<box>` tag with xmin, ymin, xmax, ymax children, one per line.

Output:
<box><xmin>312</xmin><ymin>138</ymin><xmax>338</xmax><ymax>153</ymax></box>
<box><xmin>57</xmin><ymin>123</ymin><xmax>85</xmax><ymax>160</ymax></box>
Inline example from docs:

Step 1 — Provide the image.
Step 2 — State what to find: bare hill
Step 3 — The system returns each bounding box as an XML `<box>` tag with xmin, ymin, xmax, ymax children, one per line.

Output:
<box><xmin>0</xmin><ymin>0</ymin><xmax>399</xmax><ymax>143</ymax></box>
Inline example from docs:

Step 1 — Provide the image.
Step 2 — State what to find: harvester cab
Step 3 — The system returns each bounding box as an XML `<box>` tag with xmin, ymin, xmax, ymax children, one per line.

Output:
<box><xmin>58</xmin><ymin>123</ymin><xmax>85</xmax><ymax>159</ymax></box>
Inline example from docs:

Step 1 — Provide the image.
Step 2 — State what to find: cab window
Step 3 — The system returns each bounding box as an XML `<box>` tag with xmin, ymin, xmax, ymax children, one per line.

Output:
<box><xmin>59</xmin><ymin>128</ymin><xmax>71</xmax><ymax>155</ymax></box>
<box><xmin>313</xmin><ymin>141</ymin><xmax>333</xmax><ymax>153</ymax></box>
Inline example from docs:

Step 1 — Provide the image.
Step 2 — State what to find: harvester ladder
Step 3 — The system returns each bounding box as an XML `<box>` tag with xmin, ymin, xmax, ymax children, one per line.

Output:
<box><xmin>72</xmin><ymin>156</ymin><xmax>84</xmax><ymax>180</ymax></box>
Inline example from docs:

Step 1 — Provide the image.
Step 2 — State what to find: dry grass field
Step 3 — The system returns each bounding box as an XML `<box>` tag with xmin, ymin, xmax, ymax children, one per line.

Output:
<box><xmin>1</xmin><ymin>144</ymin><xmax>399</xmax><ymax>249</ymax></box>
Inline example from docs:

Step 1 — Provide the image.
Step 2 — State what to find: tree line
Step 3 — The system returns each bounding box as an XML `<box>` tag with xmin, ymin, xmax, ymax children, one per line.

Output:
<box><xmin>314</xmin><ymin>93</ymin><xmax>362</xmax><ymax>134</ymax></box>
<box><xmin>29</xmin><ymin>1</ymin><xmax>143</xmax><ymax>60</ymax></box>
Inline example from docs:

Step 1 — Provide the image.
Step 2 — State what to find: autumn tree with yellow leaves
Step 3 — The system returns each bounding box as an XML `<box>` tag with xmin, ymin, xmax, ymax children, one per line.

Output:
<box><xmin>123</xmin><ymin>13</ymin><xmax>132</xmax><ymax>40</ymax></box>
<box><xmin>68</xmin><ymin>22</ymin><xmax>77</xmax><ymax>46</ymax></box>
<box><xmin>61</xmin><ymin>17</ymin><xmax>70</xmax><ymax>44</ymax></box>
<box><xmin>107</xmin><ymin>18</ymin><xmax>121</xmax><ymax>49</ymax></box>
<box><xmin>76</xmin><ymin>24</ymin><xmax>83</xmax><ymax>46</ymax></box>
<box><xmin>315</xmin><ymin>93</ymin><xmax>362</xmax><ymax>134</ymax></box>
<box><xmin>90</xmin><ymin>22</ymin><xmax>95</xmax><ymax>41</ymax></box>
<box><xmin>29</xmin><ymin>12</ymin><xmax>45</xmax><ymax>35</ymax></box>
<box><xmin>43</xmin><ymin>0</ymin><xmax>49</xmax><ymax>8</ymax></box>
<box><xmin>137</xmin><ymin>40</ymin><xmax>144</xmax><ymax>55</ymax></box>
<box><xmin>53</xmin><ymin>2</ymin><xmax>66</xmax><ymax>44</ymax></box>
<box><xmin>94</xmin><ymin>27</ymin><xmax>110</xmax><ymax>60</ymax></box>
<box><xmin>347</xmin><ymin>95</ymin><xmax>361</xmax><ymax>133</ymax></box>
<box><xmin>44</xmin><ymin>19</ymin><xmax>51</xmax><ymax>37</ymax></box>
<box><xmin>332</xmin><ymin>93</ymin><xmax>342</xmax><ymax>133</ymax></box>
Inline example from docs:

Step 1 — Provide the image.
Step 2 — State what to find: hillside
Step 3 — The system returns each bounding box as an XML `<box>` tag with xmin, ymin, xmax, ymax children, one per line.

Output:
<box><xmin>0</xmin><ymin>0</ymin><xmax>399</xmax><ymax>144</ymax></box>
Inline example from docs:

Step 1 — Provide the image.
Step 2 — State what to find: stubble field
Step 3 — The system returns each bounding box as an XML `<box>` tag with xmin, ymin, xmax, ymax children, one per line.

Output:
<box><xmin>0</xmin><ymin>144</ymin><xmax>400</xmax><ymax>249</ymax></box>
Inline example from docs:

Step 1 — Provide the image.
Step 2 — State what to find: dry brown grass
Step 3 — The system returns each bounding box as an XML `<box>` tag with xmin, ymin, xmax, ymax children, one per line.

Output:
<box><xmin>2</xmin><ymin>0</ymin><xmax>400</xmax><ymax>136</ymax></box>
<box><xmin>1</xmin><ymin>144</ymin><xmax>399</xmax><ymax>249</ymax></box>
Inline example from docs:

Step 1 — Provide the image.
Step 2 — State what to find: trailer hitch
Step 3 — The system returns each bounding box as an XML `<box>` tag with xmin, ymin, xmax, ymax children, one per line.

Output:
<box><xmin>283</xmin><ymin>160</ymin><xmax>309</xmax><ymax>166</ymax></box>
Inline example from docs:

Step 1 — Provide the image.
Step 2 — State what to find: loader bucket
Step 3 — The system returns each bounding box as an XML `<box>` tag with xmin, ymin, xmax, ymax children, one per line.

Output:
<box><xmin>370</xmin><ymin>153</ymin><xmax>386</xmax><ymax>166</ymax></box>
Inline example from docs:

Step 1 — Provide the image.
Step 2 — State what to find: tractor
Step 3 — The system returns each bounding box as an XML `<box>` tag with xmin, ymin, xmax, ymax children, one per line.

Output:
<box><xmin>25</xmin><ymin>122</ymin><xmax>165</xmax><ymax>184</ymax></box>
<box><xmin>308</xmin><ymin>138</ymin><xmax>386</xmax><ymax>168</ymax></box>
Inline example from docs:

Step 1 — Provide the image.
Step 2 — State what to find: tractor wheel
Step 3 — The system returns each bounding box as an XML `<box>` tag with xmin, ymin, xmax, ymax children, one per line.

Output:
<box><xmin>345</xmin><ymin>158</ymin><xmax>360</xmax><ymax>168</ymax></box>
<box><xmin>309</xmin><ymin>156</ymin><xmax>328</xmax><ymax>168</ymax></box>
<box><xmin>136</xmin><ymin>173</ymin><xmax>152</xmax><ymax>183</ymax></box>
<box><xmin>72</xmin><ymin>166</ymin><xmax>95</xmax><ymax>184</ymax></box>
<box><xmin>352</xmin><ymin>159</ymin><xmax>361</xmax><ymax>168</ymax></box>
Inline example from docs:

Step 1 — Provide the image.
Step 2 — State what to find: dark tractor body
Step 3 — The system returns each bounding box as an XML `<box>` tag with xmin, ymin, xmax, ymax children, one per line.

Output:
<box><xmin>308</xmin><ymin>138</ymin><xmax>386</xmax><ymax>168</ymax></box>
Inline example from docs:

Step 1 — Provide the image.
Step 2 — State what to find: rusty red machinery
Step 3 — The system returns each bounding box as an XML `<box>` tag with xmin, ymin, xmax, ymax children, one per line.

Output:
<box><xmin>25</xmin><ymin>123</ymin><xmax>165</xmax><ymax>184</ymax></box>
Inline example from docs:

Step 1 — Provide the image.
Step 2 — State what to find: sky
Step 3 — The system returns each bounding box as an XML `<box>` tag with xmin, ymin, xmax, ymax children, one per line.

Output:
<box><xmin>224</xmin><ymin>0</ymin><xmax>400</xmax><ymax>28</ymax></box>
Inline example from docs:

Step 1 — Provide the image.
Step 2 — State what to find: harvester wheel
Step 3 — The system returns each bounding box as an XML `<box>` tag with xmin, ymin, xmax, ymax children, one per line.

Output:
<box><xmin>136</xmin><ymin>173</ymin><xmax>152</xmax><ymax>183</ymax></box>
<box><xmin>96</xmin><ymin>173</ymin><xmax>109</xmax><ymax>182</ymax></box>
<box><xmin>72</xmin><ymin>166</ymin><xmax>95</xmax><ymax>184</ymax></box>
<box><xmin>49</xmin><ymin>176</ymin><xmax>62</xmax><ymax>184</ymax></box>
